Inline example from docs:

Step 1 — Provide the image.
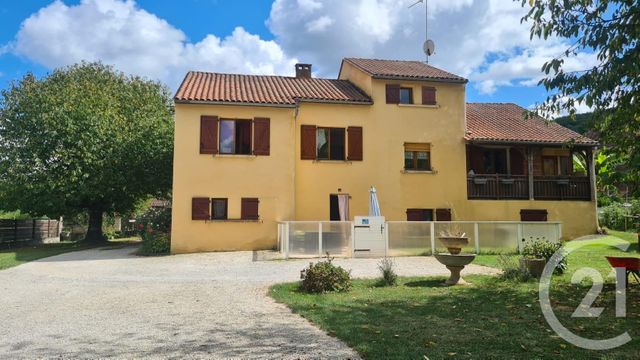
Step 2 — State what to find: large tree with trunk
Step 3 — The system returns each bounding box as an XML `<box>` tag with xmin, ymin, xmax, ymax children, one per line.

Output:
<box><xmin>520</xmin><ymin>0</ymin><xmax>640</xmax><ymax>196</ymax></box>
<box><xmin>0</xmin><ymin>62</ymin><xmax>174</xmax><ymax>243</ymax></box>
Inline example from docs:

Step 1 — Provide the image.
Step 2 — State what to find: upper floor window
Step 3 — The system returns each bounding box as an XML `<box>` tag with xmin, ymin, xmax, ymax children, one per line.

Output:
<box><xmin>199</xmin><ymin>115</ymin><xmax>270</xmax><ymax>156</ymax></box>
<box><xmin>404</xmin><ymin>143</ymin><xmax>431</xmax><ymax>171</ymax></box>
<box><xmin>543</xmin><ymin>155</ymin><xmax>572</xmax><ymax>176</ymax></box>
<box><xmin>301</xmin><ymin>125</ymin><xmax>362</xmax><ymax>161</ymax></box>
<box><xmin>211</xmin><ymin>198</ymin><xmax>228</xmax><ymax>220</ymax></box>
<box><xmin>317</xmin><ymin>127</ymin><xmax>346</xmax><ymax>160</ymax></box>
<box><xmin>399</xmin><ymin>87</ymin><xmax>413</xmax><ymax>104</ymax></box>
<box><xmin>483</xmin><ymin>148</ymin><xmax>507</xmax><ymax>174</ymax></box>
<box><xmin>220</xmin><ymin>119</ymin><xmax>252</xmax><ymax>155</ymax></box>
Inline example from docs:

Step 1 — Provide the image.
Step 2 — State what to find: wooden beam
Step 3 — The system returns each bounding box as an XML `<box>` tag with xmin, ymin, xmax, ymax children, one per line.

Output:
<box><xmin>527</xmin><ymin>149</ymin><xmax>534</xmax><ymax>200</ymax></box>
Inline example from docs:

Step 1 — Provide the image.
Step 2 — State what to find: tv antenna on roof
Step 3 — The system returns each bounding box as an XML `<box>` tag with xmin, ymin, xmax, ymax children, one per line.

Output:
<box><xmin>408</xmin><ymin>0</ymin><xmax>434</xmax><ymax>64</ymax></box>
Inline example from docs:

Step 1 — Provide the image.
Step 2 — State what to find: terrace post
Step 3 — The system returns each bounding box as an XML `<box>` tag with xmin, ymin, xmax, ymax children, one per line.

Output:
<box><xmin>527</xmin><ymin>149</ymin><xmax>535</xmax><ymax>200</ymax></box>
<box><xmin>588</xmin><ymin>148</ymin><xmax>597</xmax><ymax>202</ymax></box>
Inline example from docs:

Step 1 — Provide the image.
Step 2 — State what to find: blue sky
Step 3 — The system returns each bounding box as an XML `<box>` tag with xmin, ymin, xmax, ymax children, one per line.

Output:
<box><xmin>0</xmin><ymin>0</ymin><xmax>596</xmax><ymax>110</ymax></box>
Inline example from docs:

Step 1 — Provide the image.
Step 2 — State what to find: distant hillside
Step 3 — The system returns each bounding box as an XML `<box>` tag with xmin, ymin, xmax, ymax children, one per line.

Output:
<box><xmin>555</xmin><ymin>112</ymin><xmax>595</xmax><ymax>135</ymax></box>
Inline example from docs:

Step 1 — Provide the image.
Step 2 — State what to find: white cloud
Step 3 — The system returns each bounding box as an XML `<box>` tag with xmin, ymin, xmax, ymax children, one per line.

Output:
<box><xmin>306</xmin><ymin>16</ymin><xmax>333</xmax><ymax>33</ymax></box>
<box><xmin>267</xmin><ymin>0</ymin><xmax>597</xmax><ymax>92</ymax></box>
<box><xmin>5</xmin><ymin>0</ymin><xmax>598</xmax><ymax>96</ymax></box>
<box><xmin>10</xmin><ymin>0</ymin><xmax>298</xmax><ymax>89</ymax></box>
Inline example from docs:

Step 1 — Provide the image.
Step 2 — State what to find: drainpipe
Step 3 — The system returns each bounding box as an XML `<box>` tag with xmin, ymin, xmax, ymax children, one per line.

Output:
<box><xmin>292</xmin><ymin>102</ymin><xmax>300</xmax><ymax>221</ymax></box>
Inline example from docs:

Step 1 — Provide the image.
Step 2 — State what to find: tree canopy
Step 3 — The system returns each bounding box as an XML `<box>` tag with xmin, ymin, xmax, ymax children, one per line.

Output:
<box><xmin>0</xmin><ymin>62</ymin><xmax>174</xmax><ymax>242</ymax></box>
<box><xmin>521</xmin><ymin>0</ymin><xmax>639</xmax><ymax>196</ymax></box>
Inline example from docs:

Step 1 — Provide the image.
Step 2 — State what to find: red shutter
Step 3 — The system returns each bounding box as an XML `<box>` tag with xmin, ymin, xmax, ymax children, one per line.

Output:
<box><xmin>192</xmin><ymin>197</ymin><xmax>210</xmax><ymax>220</ymax></box>
<box><xmin>253</xmin><ymin>117</ymin><xmax>270</xmax><ymax>156</ymax></box>
<box><xmin>300</xmin><ymin>125</ymin><xmax>317</xmax><ymax>160</ymax></box>
<box><xmin>422</xmin><ymin>86</ymin><xmax>436</xmax><ymax>105</ymax></box>
<box><xmin>241</xmin><ymin>198</ymin><xmax>260</xmax><ymax>220</ymax></box>
<box><xmin>385</xmin><ymin>84</ymin><xmax>400</xmax><ymax>104</ymax></box>
<box><xmin>520</xmin><ymin>209</ymin><xmax>548</xmax><ymax>222</ymax></box>
<box><xmin>347</xmin><ymin>126</ymin><xmax>363</xmax><ymax>161</ymax></box>
<box><xmin>200</xmin><ymin>116</ymin><xmax>218</xmax><ymax>154</ymax></box>
<box><xmin>435</xmin><ymin>208</ymin><xmax>452</xmax><ymax>221</ymax></box>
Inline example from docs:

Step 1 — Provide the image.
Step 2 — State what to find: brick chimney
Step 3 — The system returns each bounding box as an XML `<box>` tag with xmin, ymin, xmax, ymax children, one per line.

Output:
<box><xmin>295</xmin><ymin>63</ymin><xmax>312</xmax><ymax>79</ymax></box>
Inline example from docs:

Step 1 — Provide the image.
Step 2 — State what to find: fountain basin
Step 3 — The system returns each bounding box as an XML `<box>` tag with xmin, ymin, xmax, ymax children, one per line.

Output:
<box><xmin>434</xmin><ymin>253</ymin><xmax>476</xmax><ymax>286</ymax></box>
<box><xmin>437</xmin><ymin>236</ymin><xmax>469</xmax><ymax>255</ymax></box>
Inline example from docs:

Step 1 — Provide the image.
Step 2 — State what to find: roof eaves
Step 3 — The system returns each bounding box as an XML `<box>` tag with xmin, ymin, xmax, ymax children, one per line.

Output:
<box><xmin>174</xmin><ymin>99</ymin><xmax>296</xmax><ymax>108</ymax></box>
<box><xmin>371</xmin><ymin>74</ymin><xmax>468</xmax><ymax>84</ymax></box>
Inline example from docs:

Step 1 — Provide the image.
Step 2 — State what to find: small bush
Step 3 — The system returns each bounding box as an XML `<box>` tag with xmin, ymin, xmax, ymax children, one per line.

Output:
<box><xmin>300</xmin><ymin>253</ymin><xmax>351</xmax><ymax>293</ymax></box>
<box><xmin>377</xmin><ymin>257</ymin><xmax>398</xmax><ymax>286</ymax></box>
<box><xmin>497</xmin><ymin>255</ymin><xmax>531</xmax><ymax>282</ymax></box>
<box><xmin>521</xmin><ymin>237</ymin><xmax>566</xmax><ymax>274</ymax></box>
<box><xmin>137</xmin><ymin>232</ymin><xmax>170</xmax><ymax>256</ymax></box>
<box><xmin>599</xmin><ymin>203</ymin><xmax>627</xmax><ymax>231</ymax></box>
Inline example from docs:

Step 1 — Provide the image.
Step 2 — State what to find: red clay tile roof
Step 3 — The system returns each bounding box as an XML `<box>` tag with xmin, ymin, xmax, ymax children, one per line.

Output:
<box><xmin>174</xmin><ymin>71</ymin><xmax>372</xmax><ymax>106</ymax></box>
<box><xmin>343</xmin><ymin>58</ymin><xmax>467</xmax><ymax>83</ymax></box>
<box><xmin>465</xmin><ymin>103</ymin><xmax>597</xmax><ymax>146</ymax></box>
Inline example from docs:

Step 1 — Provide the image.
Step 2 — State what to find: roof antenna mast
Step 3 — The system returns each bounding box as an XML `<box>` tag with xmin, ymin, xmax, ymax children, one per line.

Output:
<box><xmin>408</xmin><ymin>0</ymin><xmax>434</xmax><ymax>64</ymax></box>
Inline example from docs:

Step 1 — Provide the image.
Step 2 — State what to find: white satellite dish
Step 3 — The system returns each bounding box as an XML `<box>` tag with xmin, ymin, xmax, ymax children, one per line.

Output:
<box><xmin>423</xmin><ymin>39</ymin><xmax>435</xmax><ymax>56</ymax></box>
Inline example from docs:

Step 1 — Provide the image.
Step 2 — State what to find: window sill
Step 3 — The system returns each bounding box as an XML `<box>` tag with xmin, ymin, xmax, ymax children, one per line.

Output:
<box><xmin>401</xmin><ymin>169</ymin><xmax>438</xmax><ymax>174</ymax></box>
<box><xmin>397</xmin><ymin>104</ymin><xmax>439</xmax><ymax>109</ymax></box>
<box><xmin>313</xmin><ymin>159</ymin><xmax>352</xmax><ymax>164</ymax></box>
<box><xmin>213</xmin><ymin>154</ymin><xmax>257</xmax><ymax>158</ymax></box>
<box><xmin>207</xmin><ymin>219</ymin><xmax>262</xmax><ymax>223</ymax></box>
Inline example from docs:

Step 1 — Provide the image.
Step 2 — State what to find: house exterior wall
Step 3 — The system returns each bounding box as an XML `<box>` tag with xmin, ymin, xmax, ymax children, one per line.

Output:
<box><xmin>171</xmin><ymin>103</ymin><xmax>296</xmax><ymax>253</ymax></box>
<box><xmin>171</xmin><ymin>63</ymin><xmax>597</xmax><ymax>253</ymax></box>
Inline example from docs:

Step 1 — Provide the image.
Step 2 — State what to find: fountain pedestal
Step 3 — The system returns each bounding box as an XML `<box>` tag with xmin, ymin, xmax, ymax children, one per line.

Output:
<box><xmin>434</xmin><ymin>253</ymin><xmax>476</xmax><ymax>286</ymax></box>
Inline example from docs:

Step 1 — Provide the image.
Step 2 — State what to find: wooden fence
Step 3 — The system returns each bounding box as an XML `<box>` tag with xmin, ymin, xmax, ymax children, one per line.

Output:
<box><xmin>0</xmin><ymin>219</ymin><xmax>61</xmax><ymax>248</ymax></box>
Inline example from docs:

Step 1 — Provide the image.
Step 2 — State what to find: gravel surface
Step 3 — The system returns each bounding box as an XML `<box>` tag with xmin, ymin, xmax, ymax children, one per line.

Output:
<box><xmin>0</xmin><ymin>245</ymin><xmax>498</xmax><ymax>359</ymax></box>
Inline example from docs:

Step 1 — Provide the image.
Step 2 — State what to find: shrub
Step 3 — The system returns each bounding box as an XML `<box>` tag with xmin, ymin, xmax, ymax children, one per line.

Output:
<box><xmin>300</xmin><ymin>253</ymin><xmax>351</xmax><ymax>293</ymax></box>
<box><xmin>137</xmin><ymin>232</ymin><xmax>170</xmax><ymax>256</ymax></box>
<box><xmin>599</xmin><ymin>203</ymin><xmax>627</xmax><ymax>231</ymax></box>
<box><xmin>377</xmin><ymin>257</ymin><xmax>398</xmax><ymax>286</ymax></box>
<box><xmin>521</xmin><ymin>237</ymin><xmax>566</xmax><ymax>274</ymax></box>
<box><xmin>497</xmin><ymin>255</ymin><xmax>531</xmax><ymax>282</ymax></box>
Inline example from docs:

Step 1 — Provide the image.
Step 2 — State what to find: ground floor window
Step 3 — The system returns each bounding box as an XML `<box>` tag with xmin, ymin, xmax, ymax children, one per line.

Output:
<box><xmin>211</xmin><ymin>198</ymin><xmax>228</xmax><ymax>220</ymax></box>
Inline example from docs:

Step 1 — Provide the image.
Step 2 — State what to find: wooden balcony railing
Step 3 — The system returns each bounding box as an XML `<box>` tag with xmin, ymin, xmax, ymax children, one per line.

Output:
<box><xmin>532</xmin><ymin>176</ymin><xmax>591</xmax><ymax>200</ymax></box>
<box><xmin>467</xmin><ymin>174</ymin><xmax>591</xmax><ymax>201</ymax></box>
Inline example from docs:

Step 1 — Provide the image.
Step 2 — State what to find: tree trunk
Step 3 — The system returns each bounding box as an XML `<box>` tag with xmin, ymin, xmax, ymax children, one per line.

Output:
<box><xmin>85</xmin><ymin>207</ymin><xmax>106</xmax><ymax>244</ymax></box>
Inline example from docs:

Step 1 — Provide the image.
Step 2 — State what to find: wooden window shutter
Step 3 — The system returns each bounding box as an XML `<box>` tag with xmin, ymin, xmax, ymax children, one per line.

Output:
<box><xmin>241</xmin><ymin>198</ymin><xmax>260</xmax><ymax>220</ymax></box>
<box><xmin>406</xmin><ymin>209</ymin><xmax>423</xmax><ymax>221</ymax></box>
<box><xmin>385</xmin><ymin>84</ymin><xmax>400</xmax><ymax>104</ymax></box>
<box><xmin>435</xmin><ymin>208</ymin><xmax>452</xmax><ymax>221</ymax></box>
<box><xmin>192</xmin><ymin>197</ymin><xmax>210</xmax><ymax>220</ymax></box>
<box><xmin>422</xmin><ymin>86</ymin><xmax>437</xmax><ymax>105</ymax></box>
<box><xmin>520</xmin><ymin>209</ymin><xmax>548</xmax><ymax>222</ymax></box>
<box><xmin>253</xmin><ymin>117</ymin><xmax>270</xmax><ymax>156</ymax></box>
<box><xmin>200</xmin><ymin>116</ymin><xmax>218</xmax><ymax>154</ymax></box>
<box><xmin>347</xmin><ymin>126</ymin><xmax>363</xmax><ymax>161</ymax></box>
<box><xmin>300</xmin><ymin>125</ymin><xmax>317</xmax><ymax>160</ymax></box>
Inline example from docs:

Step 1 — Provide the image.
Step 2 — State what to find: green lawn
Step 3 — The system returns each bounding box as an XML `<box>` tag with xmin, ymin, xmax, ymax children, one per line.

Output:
<box><xmin>270</xmin><ymin>232</ymin><xmax>640</xmax><ymax>359</ymax></box>
<box><xmin>0</xmin><ymin>238</ymin><xmax>140</xmax><ymax>271</ymax></box>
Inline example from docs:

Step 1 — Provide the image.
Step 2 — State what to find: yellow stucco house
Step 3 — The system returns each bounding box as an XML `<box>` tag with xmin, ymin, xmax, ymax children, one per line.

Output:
<box><xmin>170</xmin><ymin>58</ymin><xmax>598</xmax><ymax>254</ymax></box>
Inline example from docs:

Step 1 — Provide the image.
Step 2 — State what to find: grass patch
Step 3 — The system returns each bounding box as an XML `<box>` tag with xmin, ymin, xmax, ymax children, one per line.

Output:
<box><xmin>0</xmin><ymin>237</ymin><xmax>140</xmax><ymax>271</ymax></box>
<box><xmin>270</xmin><ymin>232</ymin><xmax>640</xmax><ymax>359</ymax></box>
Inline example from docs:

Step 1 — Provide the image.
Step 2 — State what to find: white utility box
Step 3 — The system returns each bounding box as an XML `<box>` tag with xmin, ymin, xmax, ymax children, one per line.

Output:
<box><xmin>353</xmin><ymin>216</ymin><xmax>386</xmax><ymax>258</ymax></box>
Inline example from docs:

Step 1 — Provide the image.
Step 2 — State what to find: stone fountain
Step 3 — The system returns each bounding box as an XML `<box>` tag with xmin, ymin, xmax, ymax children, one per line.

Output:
<box><xmin>434</xmin><ymin>232</ymin><xmax>476</xmax><ymax>286</ymax></box>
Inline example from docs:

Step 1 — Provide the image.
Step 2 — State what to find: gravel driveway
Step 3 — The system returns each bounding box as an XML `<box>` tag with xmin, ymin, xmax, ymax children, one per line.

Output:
<box><xmin>0</xmin><ymin>245</ymin><xmax>497</xmax><ymax>359</ymax></box>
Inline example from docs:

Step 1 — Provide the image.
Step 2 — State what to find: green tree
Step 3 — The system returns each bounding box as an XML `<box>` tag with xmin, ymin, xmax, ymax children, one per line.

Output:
<box><xmin>521</xmin><ymin>0</ymin><xmax>639</xmax><ymax>196</ymax></box>
<box><xmin>0</xmin><ymin>62</ymin><xmax>174</xmax><ymax>243</ymax></box>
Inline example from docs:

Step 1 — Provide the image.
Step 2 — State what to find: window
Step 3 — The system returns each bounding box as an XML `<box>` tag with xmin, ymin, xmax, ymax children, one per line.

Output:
<box><xmin>404</xmin><ymin>143</ymin><xmax>431</xmax><ymax>171</ymax></box>
<box><xmin>219</xmin><ymin>119</ymin><xmax>252</xmax><ymax>155</ymax></box>
<box><xmin>211</xmin><ymin>198</ymin><xmax>228</xmax><ymax>220</ymax></box>
<box><xmin>317</xmin><ymin>127</ymin><xmax>345</xmax><ymax>160</ymax></box>
<box><xmin>542</xmin><ymin>156</ymin><xmax>557</xmax><ymax>176</ymax></box>
<box><xmin>406</xmin><ymin>209</ymin><xmax>433</xmax><ymax>221</ymax></box>
<box><xmin>483</xmin><ymin>149</ymin><xmax>507</xmax><ymax>174</ymax></box>
<box><xmin>399</xmin><ymin>87</ymin><xmax>413</xmax><ymax>104</ymax></box>
<box><xmin>559</xmin><ymin>156</ymin><xmax>571</xmax><ymax>175</ymax></box>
